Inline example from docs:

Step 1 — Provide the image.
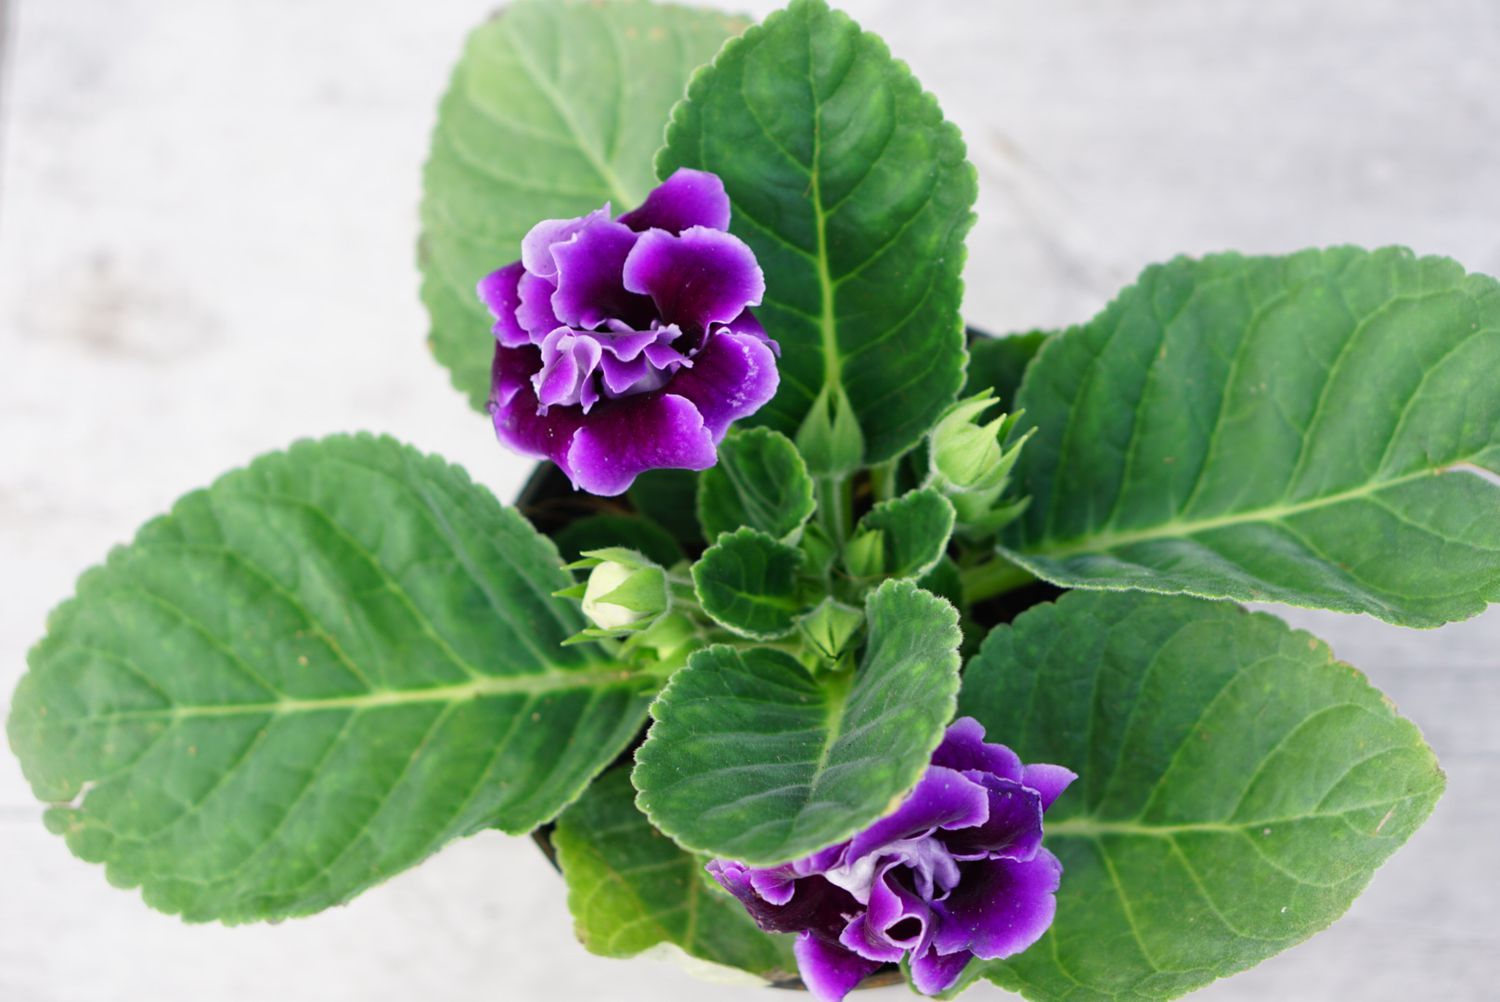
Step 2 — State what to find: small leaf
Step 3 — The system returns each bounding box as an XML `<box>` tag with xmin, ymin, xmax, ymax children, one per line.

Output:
<box><xmin>962</xmin><ymin>591</ymin><xmax>1444</xmax><ymax>1001</ymax></box>
<box><xmin>6</xmin><ymin>435</ymin><xmax>652</xmax><ymax>923</ymax></box>
<box><xmin>554</xmin><ymin>767</ymin><xmax>794</xmax><ymax>980</ymax></box>
<box><xmin>659</xmin><ymin>0</ymin><xmax>976</xmax><ymax>462</ymax></box>
<box><xmin>851</xmin><ymin>488</ymin><xmax>955</xmax><ymax>580</ymax></box>
<box><xmin>634</xmin><ymin>579</ymin><xmax>961</xmax><ymax>865</ymax></box>
<box><xmin>1006</xmin><ymin>247</ymin><xmax>1500</xmax><ymax>627</ymax></box>
<box><xmin>691</xmin><ymin>528</ymin><xmax>804</xmax><ymax>639</ymax></box>
<box><xmin>697</xmin><ymin>428</ymin><xmax>817</xmax><ymax>542</ymax></box>
<box><xmin>419</xmin><ymin>0</ymin><xmax>746</xmax><ymax>407</ymax></box>
<box><xmin>553</xmin><ymin>514</ymin><xmax>684</xmax><ymax>569</ymax></box>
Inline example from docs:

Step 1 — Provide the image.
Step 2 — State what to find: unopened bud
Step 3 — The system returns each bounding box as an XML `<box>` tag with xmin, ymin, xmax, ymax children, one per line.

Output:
<box><xmin>797</xmin><ymin>599</ymin><xmax>865</xmax><ymax>661</ymax></box>
<box><xmin>844</xmin><ymin>528</ymin><xmax>886</xmax><ymax>579</ymax></box>
<box><xmin>930</xmin><ymin>391</ymin><xmax>1018</xmax><ymax>493</ymax></box>
<box><xmin>567</xmin><ymin>548</ymin><xmax>670</xmax><ymax>635</ymax></box>
<box><xmin>927</xmin><ymin>391</ymin><xmax>1032</xmax><ymax>536</ymax></box>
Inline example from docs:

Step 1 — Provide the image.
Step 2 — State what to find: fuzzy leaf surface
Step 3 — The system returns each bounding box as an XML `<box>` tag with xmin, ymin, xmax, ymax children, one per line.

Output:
<box><xmin>634</xmin><ymin>580</ymin><xmax>961</xmax><ymax>864</ymax></box>
<box><xmin>1005</xmin><ymin>248</ymin><xmax>1500</xmax><ymax>626</ymax></box>
<box><xmin>962</xmin><ymin>591</ymin><xmax>1444</xmax><ymax>1001</ymax></box>
<box><xmin>659</xmin><ymin>0</ymin><xmax>976</xmax><ymax>461</ymax></box>
<box><xmin>7</xmin><ymin>435</ymin><xmax>651</xmax><ymax>922</ymax></box>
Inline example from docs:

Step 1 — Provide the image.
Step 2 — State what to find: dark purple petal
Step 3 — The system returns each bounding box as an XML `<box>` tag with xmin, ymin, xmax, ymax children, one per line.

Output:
<box><xmin>844</xmin><ymin>767</ymin><xmax>989</xmax><ymax>863</ymax></box>
<box><xmin>551</xmin><ymin>217</ymin><xmax>651</xmax><ymax>330</ymax></box>
<box><xmin>860</xmin><ymin>865</ymin><xmax>934</xmax><ymax>954</ymax></box>
<box><xmin>596</xmin><ymin>322</ymin><xmax>671</xmax><ymax>362</ymax></box>
<box><xmin>1022</xmin><ymin>763</ymin><xmax>1078</xmax><ymax>812</ymax></box>
<box><xmin>747</xmin><ymin>868</ymin><xmax>798</xmax><ymax>907</ymax></box>
<box><xmin>930</xmin><ymin>716</ymin><xmax>1024</xmax><ymax>783</ymax></box>
<box><xmin>930</xmin><ymin>850</ymin><xmax>1062</xmax><ymax>961</ymax></box>
<box><xmin>837</xmin><ymin>913</ymin><xmax>905</xmax><ymax>963</ymax></box>
<box><xmin>476</xmin><ymin>261</ymin><xmax>529</xmax><ymax>347</ymax></box>
<box><xmin>564</xmin><ymin>392</ymin><xmax>716</xmax><ymax>496</ymax></box>
<box><xmin>941</xmin><ymin>775</ymin><xmax>1044</xmax><ymax>862</ymax></box>
<box><xmin>516</xmin><ymin>272</ymin><xmax>562</xmax><ymax>338</ymax></box>
<box><xmin>595</xmin><ymin>353</ymin><xmax>655</xmax><ymax>396</ymax></box>
<box><xmin>520</xmin><ymin>206</ymin><xmax>610</xmax><ymax>279</ymax></box>
<box><xmin>794</xmin><ymin>933</ymin><xmax>882</xmax><ymax>1002</ymax></box>
<box><xmin>622</xmin><ymin>226</ymin><xmax>765</xmax><ymax>331</ymax></box>
<box><xmin>488</xmin><ymin>345</ymin><xmax>584</xmax><ymax>478</ymax></box>
<box><xmin>619</xmin><ymin>167</ymin><xmax>732</xmax><ymax>234</ymax></box>
<box><xmin>706</xmin><ymin>862</ymin><xmax>860</xmax><ymax>942</ymax></box>
<box><xmin>909</xmin><ymin>946</ymin><xmax>973</xmax><ymax>996</ymax></box>
<box><xmin>664</xmin><ymin>330</ymin><xmax>779</xmax><ymax>439</ymax></box>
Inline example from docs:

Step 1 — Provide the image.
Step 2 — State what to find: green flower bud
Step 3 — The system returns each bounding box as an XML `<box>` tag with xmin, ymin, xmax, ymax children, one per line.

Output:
<box><xmin>844</xmin><ymin>528</ymin><xmax>886</xmax><ymax>579</ymax></box>
<box><xmin>930</xmin><ymin>390</ymin><xmax>1018</xmax><ymax>492</ymax></box>
<box><xmin>563</xmin><ymin>547</ymin><xmax>670</xmax><ymax>636</ymax></box>
<box><xmin>797</xmin><ymin>598</ymin><xmax>866</xmax><ymax>661</ymax></box>
<box><xmin>927</xmin><ymin>390</ymin><xmax>1033</xmax><ymax>537</ymax></box>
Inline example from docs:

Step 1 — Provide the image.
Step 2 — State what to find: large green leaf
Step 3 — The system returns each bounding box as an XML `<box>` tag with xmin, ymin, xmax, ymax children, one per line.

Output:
<box><xmin>634</xmin><ymin>580</ymin><xmax>961</xmax><ymax>864</ymax></box>
<box><xmin>658</xmin><ymin>0</ymin><xmax>976</xmax><ymax>463</ymax></box>
<box><xmin>419</xmin><ymin>0</ymin><xmax>746</xmax><ymax>407</ymax></box>
<box><xmin>1004</xmin><ymin>247</ymin><xmax>1500</xmax><ymax>627</ymax></box>
<box><xmin>554</xmin><ymin>766</ymin><xmax>794</xmax><ymax>980</ymax></box>
<box><xmin>6</xmin><ymin>435</ymin><xmax>652</xmax><ymax>923</ymax></box>
<box><xmin>961</xmin><ymin>591</ymin><xmax>1444</xmax><ymax>1001</ymax></box>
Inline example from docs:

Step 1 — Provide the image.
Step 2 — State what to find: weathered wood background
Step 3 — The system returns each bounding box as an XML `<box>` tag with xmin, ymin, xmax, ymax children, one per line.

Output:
<box><xmin>1</xmin><ymin>1</ymin><xmax>1496</xmax><ymax>999</ymax></box>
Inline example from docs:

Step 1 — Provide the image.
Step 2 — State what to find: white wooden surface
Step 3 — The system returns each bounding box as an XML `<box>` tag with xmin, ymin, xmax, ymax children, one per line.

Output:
<box><xmin>2</xmin><ymin>1</ymin><xmax>1497</xmax><ymax>1000</ymax></box>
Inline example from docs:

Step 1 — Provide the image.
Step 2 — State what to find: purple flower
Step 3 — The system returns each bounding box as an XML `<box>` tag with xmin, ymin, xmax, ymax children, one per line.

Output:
<box><xmin>476</xmin><ymin>168</ymin><xmax>778</xmax><ymax>496</ymax></box>
<box><xmin>707</xmin><ymin>718</ymin><xmax>1076</xmax><ymax>1000</ymax></box>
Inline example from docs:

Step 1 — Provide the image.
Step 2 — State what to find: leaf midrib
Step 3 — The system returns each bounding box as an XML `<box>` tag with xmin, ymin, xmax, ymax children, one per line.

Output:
<box><xmin>1021</xmin><ymin>463</ymin><xmax>1456</xmax><ymax>559</ymax></box>
<box><xmin>1045</xmin><ymin>794</ymin><xmax>1435</xmax><ymax>839</ymax></box>
<box><xmin>29</xmin><ymin>663</ymin><xmax>641</xmax><ymax>725</ymax></box>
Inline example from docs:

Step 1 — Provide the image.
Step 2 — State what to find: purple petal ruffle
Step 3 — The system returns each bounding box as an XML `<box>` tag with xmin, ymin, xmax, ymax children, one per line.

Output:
<box><xmin>707</xmin><ymin>718</ymin><xmax>1076</xmax><ymax>1001</ymax></box>
<box><xmin>476</xmin><ymin>168</ymin><xmax>774</xmax><ymax>495</ymax></box>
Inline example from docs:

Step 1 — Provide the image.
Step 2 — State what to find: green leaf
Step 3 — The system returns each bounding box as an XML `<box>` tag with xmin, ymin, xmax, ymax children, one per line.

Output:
<box><xmin>1004</xmin><ymin>247</ymin><xmax>1500</xmax><ymax>627</ymax></box>
<box><xmin>629</xmin><ymin>468</ymin><xmax>705</xmax><ymax>548</ymax></box>
<box><xmin>962</xmin><ymin>591</ymin><xmax>1444</xmax><ymax>1002</ymax></box>
<box><xmin>965</xmin><ymin>329</ymin><xmax>1050</xmax><ymax>405</ymax></box>
<box><xmin>697</xmin><ymin>428</ymin><xmax>817</xmax><ymax>542</ymax></box>
<box><xmin>6</xmin><ymin>435</ymin><xmax>652</xmax><ymax>923</ymax></box>
<box><xmin>553</xmin><ymin>767</ymin><xmax>794</xmax><ymax>980</ymax></box>
<box><xmin>851</xmin><ymin>487</ymin><xmax>955</xmax><ymax>580</ymax></box>
<box><xmin>658</xmin><ymin>0</ymin><xmax>977</xmax><ymax>462</ymax></box>
<box><xmin>553</xmin><ymin>513</ymin><xmax>684</xmax><ymax>569</ymax></box>
<box><xmin>690</xmin><ymin>527</ymin><xmax>804</xmax><ymax>639</ymax></box>
<box><xmin>634</xmin><ymin>579</ymin><xmax>961</xmax><ymax>864</ymax></box>
<box><xmin>419</xmin><ymin>0</ymin><xmax>746</xmax><ymax>408</ymax></box>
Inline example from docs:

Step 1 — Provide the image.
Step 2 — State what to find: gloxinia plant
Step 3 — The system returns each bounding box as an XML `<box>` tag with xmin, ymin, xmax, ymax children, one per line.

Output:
<box><xmin>6</xmin><ymin>1</ymin><xmax>1495</xmax><ymax>1001</ymax></box>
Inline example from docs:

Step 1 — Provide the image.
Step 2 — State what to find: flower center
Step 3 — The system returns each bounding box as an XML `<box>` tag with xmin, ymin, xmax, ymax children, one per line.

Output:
<box><xmin>531</xmin><ymin>320</ymin><xmax>697</xmax><ymax>414</ymax></box>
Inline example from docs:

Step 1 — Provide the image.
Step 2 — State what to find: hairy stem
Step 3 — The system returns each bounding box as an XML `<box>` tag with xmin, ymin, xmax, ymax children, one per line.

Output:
<box><xmin>960</xmin><ymin>556</ymin><xmax>1037</xmax><ymax>604</ymax></box>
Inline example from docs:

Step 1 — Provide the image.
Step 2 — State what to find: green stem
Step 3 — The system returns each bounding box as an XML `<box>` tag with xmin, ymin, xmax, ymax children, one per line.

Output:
<box><xmin>869</xmin><ymin>460</ymin><xmax>899</xmax><ymax>503</ymax></box>
<box><xmin>817</xmin><ymin>475</ymin><xmax>853</xmax><ymax>546</ymax></box>
<box><xmin>960</xmin><ymin>556</ymin><xmax>1037</xmax><ymax>604</ymax></box>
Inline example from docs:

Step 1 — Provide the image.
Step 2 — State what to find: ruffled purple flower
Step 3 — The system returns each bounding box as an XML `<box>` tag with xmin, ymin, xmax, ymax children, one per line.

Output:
<box><xmin>707</xmin><ymin>718</ymin><xmax>1076</xmax><ymax>1000</ymax></box>
<box><xmin>476</xmin><ymin>168</ymin><xmax>778</xmax><ymax>496</ymax></box>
